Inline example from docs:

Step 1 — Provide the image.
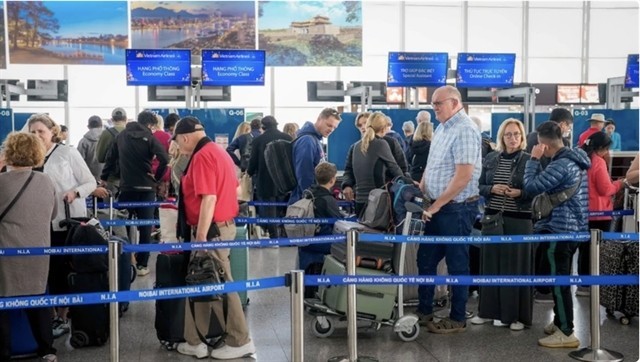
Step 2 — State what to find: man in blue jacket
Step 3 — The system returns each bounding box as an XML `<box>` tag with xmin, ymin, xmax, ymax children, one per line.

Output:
<box><xmin>524</xmin><ymin>121</ymin><xmax>590</xmax><ymax>348</ymax></box>
<box><xmin>290</xmin><ymin>108</ymin><xmax>341</xmax><ymax>204</ymax></box>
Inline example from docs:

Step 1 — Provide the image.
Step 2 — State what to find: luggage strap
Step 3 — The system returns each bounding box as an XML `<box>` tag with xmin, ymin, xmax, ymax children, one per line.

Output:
<box><xmin>189</xmin><ymin>294</ymin><xmax>228</xmax><ymax>349</ymax></box>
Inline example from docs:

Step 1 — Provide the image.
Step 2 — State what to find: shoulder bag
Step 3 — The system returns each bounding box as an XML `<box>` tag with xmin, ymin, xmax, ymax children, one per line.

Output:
<box><xmin>531</xmin><ymin>174</ymin><xmax>582</xmax><ymax>221</ymax></box>
<box><xmin>480</xmin><ymin>154</ymin><xmax>521</xmax><ymax>235</ymax></box>
<box><xmin>0</xmin><ymin>171</ymin><xmax>35</xmax><ymax>223</ymax></box>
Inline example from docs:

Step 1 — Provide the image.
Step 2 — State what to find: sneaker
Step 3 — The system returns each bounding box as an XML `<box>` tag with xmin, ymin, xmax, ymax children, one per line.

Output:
<box><xmin>465</xmin><ymin>310</ymin><xmax>475</xmax><ymax>319</ymax></box>
<box><xmin>427</xmin><ymin>317</ymin><xmax>466</xmax><ymax>334</ymax></box>
<box><xmin>52</xmin><ymin>318</ymin><xmax>70</xmax><ymax>339</ymax></box>
<box><xmin>576</xmin><ymin>286</ymin><xmax>590</xmax><ymax>297</ymax></box>
<box><xmin>493</xmin><ymin>320</ymin><xmax>508</xmax><ymax>327</ymax></box>
<box><xmin>136</xmin><ymin>266</ymin><xmax>150</xmax><ymax>276</ymax></box>
<box><xmin>544</xmin><ymin>322</ymin><xmax>558</xmax><ymax>335</ymax></box>
<box><xmin>538</xmin><ymin>330</ymin><xmax>580</xmax><ymax>348</ymax></box>
<box><xmin>470</xmin><ymin>316</ymin><xmax>492</xmax><ymax>325</ymax></box>
<box><xmin>210</xmin><ymin>340</ymin><xmax>256</xmax><ymax>360</ymax></box>
<box><xmin>510</xmin><ymin>321</ymin><xmax>525</xmax><ymax>331</ymax></box>
<box><xmin>535</xmin><ymin>292</ymin><xmax>554</xmax><ymax>304</ymax></box>
<box><xmin>41</xmin><ymin>354</ymin><xmax>57</xmax><ymax>362</ymax></box>
<box><xmin>177</xmin><ymin>342</ymin><xmax>208</xmax><ymax>359</ymax></box>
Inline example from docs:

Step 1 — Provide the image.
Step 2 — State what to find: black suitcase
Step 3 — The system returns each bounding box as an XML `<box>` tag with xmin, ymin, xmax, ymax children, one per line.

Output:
<box><xmin>67</xmin><ymin>272</ymin><xmax>109</xmax><ymax>348</ymax></box>
<box><xmin>600</xmin><ymin>241</ymin><xmax>639</xmax><ymax>324</ymax></box>
<box><xmin>330</xmin><ymin>242</ymin><xmax>394</xmax><ymax>272</ymax></box>
<box><xmin>155</xmin><ymin>253</ymin><xmax>223</xmax><ymax>350</ymax></box>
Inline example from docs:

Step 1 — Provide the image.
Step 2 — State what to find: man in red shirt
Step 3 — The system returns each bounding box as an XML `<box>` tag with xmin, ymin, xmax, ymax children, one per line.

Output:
<box><xmin>173</xmin><ymin>117</ymin><xmax>255</xmax><ymax>360</ymax></box>
<box><xmin>577</xmin><ymin>113</ymin><xmax>606</xmax><ymax>146</ymax></box>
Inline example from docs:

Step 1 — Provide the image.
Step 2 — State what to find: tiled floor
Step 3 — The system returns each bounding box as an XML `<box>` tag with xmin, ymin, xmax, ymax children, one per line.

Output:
<box><xmin>45</xmin><ymin>246</ymin><xmax>638</xmax><ymax>362</ymax></box>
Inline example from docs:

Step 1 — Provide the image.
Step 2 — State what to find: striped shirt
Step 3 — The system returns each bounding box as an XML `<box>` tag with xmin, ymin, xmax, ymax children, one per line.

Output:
<box><xmin>487</xmin><ymin>157</ymin><xmax>519</xmax><ymax>212</ymax></box>
<box><xmin>424</xmin><ymin>109</ymin><xmax>482</xmax><ymax>202</ymax></box>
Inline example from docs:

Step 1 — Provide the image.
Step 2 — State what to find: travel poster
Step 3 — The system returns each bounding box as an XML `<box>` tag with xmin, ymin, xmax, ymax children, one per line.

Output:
<box><xmin>6</xmin><ymin>1</ymin><xmax>128</xmax><ymax>65</ymax></box>
<box><xmin>130</xmin><ymin>1</ymin><xmax>256</xmax><ymax>55</ymax></box>
<box><xmin>258</xmin><ymin>1</ymin><xmax>362</xmax><ymax>66</ymax></box>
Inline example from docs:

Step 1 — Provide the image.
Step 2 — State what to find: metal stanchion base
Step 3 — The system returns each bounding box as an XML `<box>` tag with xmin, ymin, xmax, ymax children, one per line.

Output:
<box><xmin>569</xmin><ymin>347</ymin><xmax>624</xmax><ymax>362</ymax></box>
<box><xmin>328</xmin><ymin>356</ymin><xmax>378</xmax><ymax>362</ymax></box>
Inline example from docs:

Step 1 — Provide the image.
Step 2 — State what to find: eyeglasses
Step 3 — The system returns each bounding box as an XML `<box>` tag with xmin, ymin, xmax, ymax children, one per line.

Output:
<box><xmin>504</xmin><ymin>132</ymin><xmax>522</xmax><ymax>139</ymax></box>
<box><xmin>431</xmin><ymin>98</ymin><xmax>454</xmax><ymax>108</ymax></box>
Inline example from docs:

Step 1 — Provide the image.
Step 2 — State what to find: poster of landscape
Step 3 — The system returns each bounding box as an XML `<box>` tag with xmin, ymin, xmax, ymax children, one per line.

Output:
<box><xmin>258</xmin><ymin>1</ymin><xmax>362</xmax><ymax>66</ymax></box>
<box><xmin>130</xmin><ymin>1</ymin><xmax>256</xmax><ymax>55</ymax></box>
<box><xmin>0</xmin><ymin>2</ymin><xmax>6</xmax><ymax>69</ymax></box>
<box><xmin>6</xmin><ymin>1</ymin><xmax>128</xmax><ymax>65</ymax></box>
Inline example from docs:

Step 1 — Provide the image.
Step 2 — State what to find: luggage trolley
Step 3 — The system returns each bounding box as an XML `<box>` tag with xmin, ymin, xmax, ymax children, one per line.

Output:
<box><xmin>304</xmin><ymin>202</ymin><xmax>424</xmax><ymax>342</ymax></box>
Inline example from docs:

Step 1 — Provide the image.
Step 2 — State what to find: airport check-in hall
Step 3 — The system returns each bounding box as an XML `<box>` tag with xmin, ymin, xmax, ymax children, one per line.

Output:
<box><xmin>0</xmin><ymin>1</ymin><xmax>639</xmax><ymax>362</ymax></box>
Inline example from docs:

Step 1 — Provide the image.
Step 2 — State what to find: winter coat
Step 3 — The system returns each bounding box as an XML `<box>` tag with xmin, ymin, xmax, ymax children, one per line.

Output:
<box><xmin>409</xmin><ymin>139</ymin><xmax>430</xmax><ymax>182</ymax></box>
<box><xmin>291</xmin><ymin>122</ymin><xmax>324</xmax><ymax>204</ymax></box>
<box><xmin>587</xmin><ymin>153</ymin><xmax>623</xmax><ymax>221</ymax></box>
<box><xmin>247</xmin><ymin>127</ymin><xmax>292</xmax><ymax>198</ymax></box>
<box><xmin>479</xmin><ymin>150</ymin><xmax>533</xmax><ymax>212</ymax></box>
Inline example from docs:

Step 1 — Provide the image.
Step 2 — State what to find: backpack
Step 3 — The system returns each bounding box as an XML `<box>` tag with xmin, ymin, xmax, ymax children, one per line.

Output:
<box><xmin>264</xmin><ymin>138</ymin><xmax>299</xmax><ymax>195</ymax></box>
<box><xmin>359</xmin><ymin>187</ymin><xmax>393</xmax><ymax>231</ymax></box>
<box><xmin>104</xmin><ymin>127</ymin><xmax>121</xmax><ymax>178</ymax></box>
<box><xmin>284</xmin><ymin>190</ymin><xmax>317</xmax><ymax>238</ymax></box>
<box><xmin>239</xmin><ymin>133</ymin><xmax>254</xmax><ymax>171</ymax></box>
<box><xmin>389</xmin><ymin>176</ymin><xmax>425</xmax><ymax>224</ymax></box>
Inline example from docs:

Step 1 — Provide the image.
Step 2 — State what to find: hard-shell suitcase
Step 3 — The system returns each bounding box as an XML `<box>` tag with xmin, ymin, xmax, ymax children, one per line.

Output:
<box><xmin>330</xmin><ymin>242</ymin><xmax>394</xmax><ymax>272</ymax></box>
<box><xmin>9</xmin><ymin>309</ymin><xmax>38</xmax><ymax>358</ymax></box>
<box><xmin>600</xmin><ymin>241</ymin><xmax>639</xmax><ymax>323</ymax></box>
<box><xmin>67</xmin><ymin>272</ymin><xmax>110</xmax><ymax>348</ymax></box>
<box><xmin>319</xmin><ymin>255</ymin><xmax>397</xmax><ymax>321</ymax></box>
<box><xmin>154</xmin><ymin>253</ymin><xmax>223</xmax><ymax>350</ymax></box>
<box><xmin>231</xmin><ymin>225</ymin><xmax>249</xmax><ymax>307</ymax></box>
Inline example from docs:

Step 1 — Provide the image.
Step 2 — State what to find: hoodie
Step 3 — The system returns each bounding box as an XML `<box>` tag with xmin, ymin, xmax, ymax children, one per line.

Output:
<box><xmin>77</xmin><ymin>128</ymin><xmax>104</xmax><ymax>181</ymax></box>
<box><xmin>524</xmin><ymin>147</ymin><xmax>591</xmax><ymax>234</ymax></box>
<box><xmin>101</xmin><ymin>122</ymin><xmax>169</xmax><ymax>191</ymax></box>
<box><xmin>290</xmin><ymin>121</ymin><xmax>324</xmax><ymax>204</ymax></box>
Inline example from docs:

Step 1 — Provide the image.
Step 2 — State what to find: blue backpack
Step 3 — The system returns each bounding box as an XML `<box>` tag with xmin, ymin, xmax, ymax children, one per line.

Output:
<box><xmin>389</xmin><ymin>176</ymin><xmax>425</xmax><ymax>224</ymax></box>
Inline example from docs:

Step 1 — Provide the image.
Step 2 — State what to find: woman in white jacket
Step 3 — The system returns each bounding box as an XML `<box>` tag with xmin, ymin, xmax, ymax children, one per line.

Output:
<box><xmin>27</xmin><ymin>114</ymin><xmax>97</xmax><ymax>339</ymax></box>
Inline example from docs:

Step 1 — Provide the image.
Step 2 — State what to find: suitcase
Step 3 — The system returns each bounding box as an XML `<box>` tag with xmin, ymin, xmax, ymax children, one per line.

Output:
<box><xmin>67</xmin><ymin>272</ymin><xmax>110</xmax><ymax>348</ymax></box>
<box><xmin>154</xmin><ymin>253</ymin><xmax>223</xmax><ymax>350</ymax></box>
<box><xmin>9</xmin><ymin>309</ymin><xmax>38</xmax><ymax>358</ymax></box>
<box><xmin>330</xmin><ymin>242</ymin><xmax>394</xmax><ymax>272</ymax></box>
<box><xmin>319</xmin><ymin>255</ymin><xmax>397</xmax><ymax>321</ymax></box>
<box><xmin>231</xmin><ymin>225</ymin><xmax>249</xmax><ymax>307</ymax></box>
<box><xmin>600</xmin><ymin>241</ymin><xmax>639</xmax><ymax>322</ymax></box>
<box><xmin>114</xmin><ymin>236</ymin><xmax>136</xmax><ymax>316</ymax></box>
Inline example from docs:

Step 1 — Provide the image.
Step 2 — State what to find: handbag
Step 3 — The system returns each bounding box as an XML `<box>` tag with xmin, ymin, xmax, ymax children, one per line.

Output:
<box><xmin>237</xmin><ymin>172</ymin><xmax>252</xmax><ymax>202</ymax></box>
<box><xmin>480</xmin><ymin>154</ymin><xmax>521</xmax><ymax>235</ymax></box>
<box><xmin>185</xmin><ymin>251</ymin><xmax>226</xmax><ymax>302</ymax></box>
<box><xmin>0</xmin><ymin>171</ymin><xmax>35</xmax><ymax>223</ymax></box>
<box><xmin>531</xmin><ymin>175</ymin><xmax>582</xmax><ymax>221</ymax></box>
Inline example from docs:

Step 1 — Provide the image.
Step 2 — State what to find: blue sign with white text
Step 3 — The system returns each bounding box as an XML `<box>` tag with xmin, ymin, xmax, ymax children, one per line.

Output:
<box><xmin>387</xmin><ymin>52</ymin><xmax>448</xmax><ymax>87</ymax></box>
<box><xmin>456</xmin><ymin>53</ymin><xmax>515</xmax><ymax>88</ymax></box>
<box><xmin>126</xmin><ymin>49</ymin><xmax>191</xmax><ymax>86</ymax></box>
<box><xmin>625</xmin><ymin>54</ymin><xmax>639</xmax><ymax>88</ymax></box>
<box><xmin>201</xmin><ymin>50</ymin><xmax>265</xmax><ymax>86</ymax></box>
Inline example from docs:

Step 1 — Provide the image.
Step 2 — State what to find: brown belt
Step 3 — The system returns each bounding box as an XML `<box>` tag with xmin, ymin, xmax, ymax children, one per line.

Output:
<box><xmin>215</xmin><ymin>219</ymin><xmax>235</xmax><ymax>228</ymax></box>
<box><xmin>441</xmin><ymin>195</ymin><xmax>480</xmax><ymax>205</ymax></box>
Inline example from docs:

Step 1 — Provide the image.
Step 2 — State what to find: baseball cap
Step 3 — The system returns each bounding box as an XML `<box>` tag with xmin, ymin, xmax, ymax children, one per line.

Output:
<box><xmin>111</xmin><ymin>107</ymin><xmax>127</xmax><ymax>121</ymax></box>
<box><xmin>172</xmin><ymin>117</ymin><xmax>204</xmax><ymax>140</ymax></box>
<box><xmin>87</xmin><ymin>115</ymin><xmax>102</xmax><ymax>128</ymax></box>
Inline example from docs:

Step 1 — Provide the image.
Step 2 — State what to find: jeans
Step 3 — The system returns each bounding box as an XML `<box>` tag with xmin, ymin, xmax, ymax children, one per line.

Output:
<box><xmin>257</xmin><ymin>195</ymin><xmax>286</xmax><ymax>239</ymax></box>
<box><xmin>118</xmin><ymin>191</ymin><xmax>156</xmax><ymax>268</ymax></box>
<box><xmin>417</xmin><ymin>200</ymin><xmax>477</xmax><ymax>322</ymax></box>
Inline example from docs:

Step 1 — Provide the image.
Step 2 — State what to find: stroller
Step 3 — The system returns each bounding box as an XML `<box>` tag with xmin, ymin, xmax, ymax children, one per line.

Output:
<box><xmin>304</xmin><ymin>202</ymin><xmax>425</xmax><ymax>342</ymax></box>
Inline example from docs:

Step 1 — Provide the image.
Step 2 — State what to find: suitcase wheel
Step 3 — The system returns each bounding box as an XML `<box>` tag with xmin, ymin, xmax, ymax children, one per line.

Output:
<box><xmin>397</xmin><ymin>323</ymin><xmax>420</xmax><ymax>342</ymax></box>
<box><xmin>620</xmin><ymin>316</ymin><xmax>631</xmax><ymax>325</ymax></box>
<box><xmin>312</xmin><ymin>316</ymin><xmax>334</xmax><ymax>338</ymax></box>
<box><xmin>70</xmin><ymin>331</ymin><xmax>89</xmax><ymax>348</ymax></box>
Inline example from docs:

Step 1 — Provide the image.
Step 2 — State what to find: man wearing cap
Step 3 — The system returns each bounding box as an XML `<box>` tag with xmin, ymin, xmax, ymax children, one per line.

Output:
<box><xmin>173</xmin><ymin>117</ymin><xmax>256</xmax><ymax>360</ymax></box>
<box><xmin>95</xmin><ymin>107</ymin><xmax>128</xmax><ymax>193</ymax></box>
<box><xmin>247</xmin><ymin>116</ymin><xmax>292</xmax><ymax>239</ymax></box>
<box><xmin>77</xmin><ymin>115</ymin><xmax>104</xmax><ymax>182</ymax></box>
<box><xmin>578</xmin><ymin>113</ymin><xmax>606</xmax><ymax>147</ymax></box>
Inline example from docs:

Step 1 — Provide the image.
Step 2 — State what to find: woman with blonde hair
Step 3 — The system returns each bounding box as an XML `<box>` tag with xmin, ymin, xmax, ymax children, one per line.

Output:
<box><xmin>283</xmin><ymin>122</ymin><xmax>299</xmax><ymax>140</ymax></box>
<box><xmin>410</xmin><ymin>121</ymin><xmax>433</xmax><ymax>181</ymax></box>
<box><xmin>233</xmin><ymin>122</ymin><xmax>251</xmax><ymax>141</ymax></box>
<box><xmin>342</xmin><ymin>112</ymin><xmax>403</xmax><ymax>215</ymax></box>
<box><xmin>0</xmin><ymin>132</ymin><xmax>58</xmax><ymax>362</ymax></box>
<box><xmin>27</xmin><ymin>113</ymin><xmax>97</xmax><ymax>338</ymax></box>
<box><xmin>472</xmin><ymin>118</ymin><xmax>534</xmax><ymax>331</ymax></box>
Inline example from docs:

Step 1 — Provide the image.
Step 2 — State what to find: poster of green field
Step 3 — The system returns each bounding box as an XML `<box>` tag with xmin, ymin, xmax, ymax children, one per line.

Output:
<box><xmin>6</xmin><ymin>1</ymin><xmax>128</xmax><ymax>65</ymax></box>
<box><xmin>130</xmin><ymin>1</ymin><xmax>256</xmax><ymax>55</ymax></box>
<box><xmin>258</xmin><ymin>1</ymin><xmax>362</xmax><ymax>66</ymax></box>
<box><xmin>0</xmin><ymin>2</ymin><xmax>6</xmax><ymax>69</ymax></box>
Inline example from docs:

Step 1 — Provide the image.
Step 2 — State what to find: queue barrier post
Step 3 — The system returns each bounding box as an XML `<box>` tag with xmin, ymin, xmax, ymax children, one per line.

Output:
<box><xmin>108</xmin><ymin>239</ymin><xmax>121</xmax><ymax>362</ymax></box>
<box><xmin>569</xmin><ymin>229</ymin><xmax>623</xmax><ymax>362</ymax></box>
<box><xmin>289</xmin><ymin>270</ymin><xmax>305</xmax><ymax>362</ymax></box>
<box><xmin>329</xmin><ymin>229</ymin><xmax>377</xmax><ymax>362</ymax></box>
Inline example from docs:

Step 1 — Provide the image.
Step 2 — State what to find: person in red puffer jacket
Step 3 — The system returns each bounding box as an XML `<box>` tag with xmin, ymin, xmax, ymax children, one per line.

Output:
<box><xmin>576</xmin><ymin>132</ymin><xmax>625</xmax><ymax>296</ymax></box>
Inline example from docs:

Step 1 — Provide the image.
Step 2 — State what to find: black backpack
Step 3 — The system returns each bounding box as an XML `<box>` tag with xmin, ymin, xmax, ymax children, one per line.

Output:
<box><xmin>239</xmin><ymin>133</ymin><xmax>254</xmax><ymax>171</ymax></box>
<box><xmin>104</xmin><ymin>128</ymin><xmax>121</xmax><ymax>178</ymax></box>
<box><xmin>264</xmin><ymin>138</ymin><xmax>300</xmax><ymax>195</ymax></box>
